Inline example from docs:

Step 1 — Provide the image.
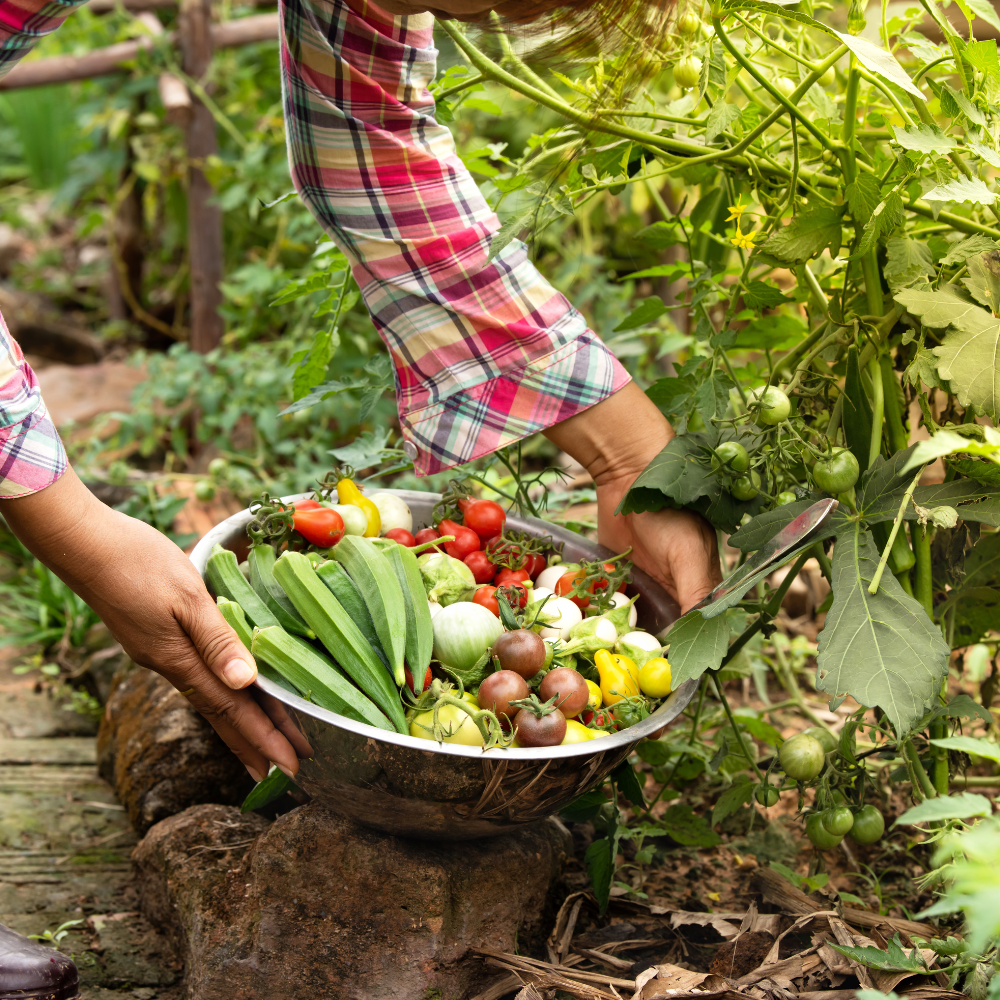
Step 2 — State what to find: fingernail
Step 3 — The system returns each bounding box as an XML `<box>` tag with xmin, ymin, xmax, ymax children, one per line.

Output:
<box><xmin>246</xmin><ymin>764</ymin><xmax>265</xmax><ymax>782</ymax></box>
<box><xmin>275</xmin><ymin>762</ymin><xmax>297</xmax><ymax>780</ymax></box>
<box><xmin>222</xmin><ymin>658</ymin><xmax>257</xmax><ymax>689</ymax></box>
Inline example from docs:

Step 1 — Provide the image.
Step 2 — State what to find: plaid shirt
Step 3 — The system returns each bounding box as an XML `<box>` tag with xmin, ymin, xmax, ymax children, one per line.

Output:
<box><xmin>0</xmin><ymin>0</ymin><xmax>628</xmax><ymax>489</ymax></box>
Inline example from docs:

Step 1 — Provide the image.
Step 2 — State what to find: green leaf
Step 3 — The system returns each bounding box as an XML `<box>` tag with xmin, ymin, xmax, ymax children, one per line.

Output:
<box><xmin>929</xmin><ymin>735</ymin><xmax>1000</xmax><ymax>764</ymax></box>
<box><xmin>585</xmin><ymin>836</ymin><xmax>615</xmax><ymax>914</ymax></box>
<box><xmin>241</xmin><ymin>767</ymin><xmax>295</xmax><ymax>814</ymax></box>
<box><xmin>969</xmin><ymin>138</ymin><xmax>1000</xmax><ymax>169</ymax></box>
<box><xmin>291</xmin><ymin>326</ymin><xmax>338</xmax><ymax>401</ymax></box>
<box><xmin>941</xmin><ymin>235</ymin><xmax>1000</xmax><ymax>265</ymax></box>
<box><xmin>614</xmin><ymin>296</ymin><xmax>667</xmax><ymax>332</ymax></box>
<box><xmin>705</xmin><ymin>102</ymin><xmax>742</xmax><ymax>142</ymax></box>
<box><xmin>890</xmin><ymin>123</ymin><xmax>956</xmax><ymax>154</ymax></box>
<box><xmin>943</xmin><ymin>84</ymin><xmax>987</xmax><ymax>127</ymax></box>
<box><xmin>895</xmin><ymin>791</ymin><xmax>992</xmax><ymax>825</ymax></box>
<box><xmin>959</xmin><ymin>0</ymin><xmax>1000</xmax><ymax>35</ymax></box>
<box><xmin>830</xmin><ymin>935</ymin><xmax>928</xmax><ymax>973</ymax></box>
<box><xmin>884</xmin><ymin>238</ymin><xmax>935</xmax><ymax>291</ymax></box>
<box><xmin>613</xmin><ymin>762</ymin><xmax>646</xmax><ymax>806</ymax></box>
<box><xmin>658</xmin><ymin>804</ymin><xmax>721</xmax><ymax>847</ymax></box>
<box><xmin>933</xmin><ymin>311</ymin><xmax>1000</xmax><ymax>420</ymax></box>
<box><xmin>743</xmin><ymin>280</ymin><xmax>792</xmax><ymax>309</ymax></box>
<box><xmin>816</xmin><ymin>525</ymin><xmax>950</xmax><ymax>733</ymax></box>
<box><xmin>694</xmin><ymin>369</ymin><xmax>735</xmax><ymax>423</ymax></box>
<box><xmin>734</xmin><ymin>314</ymin><xmax>807</xmax><ymax>350</ymax></box>
<box><xmin>636</xmin><ymin>221</ymin><xmax>685</xmax><ymax>250</ymax></box>
<box><xmin>646</xmin><ymin>375</ymin><xmax>697</xmax><ymax>425</ymax></box>
<box><xmin>635</xmin><ymin>740</ymin><xmax>673</xmax><ymax>766</ymax></box>
<box><xmin>963</xmin><ymin>250</ymin><xmax>1000</xmax><ymax>314</ymax></box>
<box><xmin>844</xmin><ymin>345</ymin><xmax>874</xmax><ymax>472</ymax></box>
<box><xmin>619</xmin><ymin>434</ymin><xmax>715</xmax><ymax>510</ymax></box>
<box><xmin>857</xmin><ymin>446</ymin><xmax>919</xmax><ymax>519</ymax></box>
<box><xmin>962</xmin><ymin>38</ymin><xmax>1000</xmax><ymax>79</ymax></box>
<box><xmin>487</xmin><ymin>211</ymin><xmax>531</xmax><ymax>263</ymax></box>
<box><xmin>846</xmin><ymin>174</ymin><xmax>881</xmax><ymax>225</ymax></box>
<box><xmin>712</xmin><ymin>776</ymin><xmax>756</xmax><ymax>827</ymax></box>
<box><xmin>665</xmin><ymin>609</ymin><xmax>731</xmax><ymax>686</ymax></box>
<box><xmin>904</xmin><ymin>343</ymin><xmax>944</xmax><ymax>390</ymax></box>
<box><xmin>895</xmin><ymin>284</ymin><xmax>984</xmax><ymax>328</ymax></box>
<box><xmin>940</xmin><ymin>692</ymin><xmax>994</xmax><ymax>724</ymax></box>
<box><xmin>925</xmin><ymin>176</ymin><xmax>997</xmax><ymax>205</ymax></box>
<box><xmin>734</xmin><ymin>712</ymin><xmax>782</xmax><ymax>746</ymax></box>
<box><xmin>328</xmin><ymin>428</ymin><xmax>393</xmax><ymax>469</ymax></box>
<box><xmin>463</xmin><ymin>97</ymin><xmax>502</xmax><ymax>115</ymax></box>
<box><xmin>901</xmin><ymin>429</ymin><xmax>1000</xmax><ymax>472</ymax></box>
<box><xmin>758</xmin><ymin>203</ymin><xmax>843</xmax><ymax>265</ymax></box>
<box><xmin>950</xmin><ymin>457</ymin><xmax>1000</xmax><ymax>486</ymax></box>
<box><xmin>561</xmin><ymin>789</ymin><xmax>608</xmax><ymax>823</ymax></box>
<box><xmin>833</xmin><ymin>30</ymin><xmax>923</xmax><ymax>96</ymax></box>
<box><xmin>851</xmin><ymin>192</ymin><xmax>905</xmax><ymax>259</ymax></box>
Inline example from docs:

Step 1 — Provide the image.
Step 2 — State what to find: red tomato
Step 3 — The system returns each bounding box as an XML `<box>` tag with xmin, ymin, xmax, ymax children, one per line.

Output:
<box><xmin>414</xmin><ymin>527</ymin><xmax>441</xmax><ymax>548</ymax></box>
<box><xmin>464</xmin><ymin>550</ymin><xmax>496</xmax><ymax>584</ymax></box>
<box><xmin>496</xmin><ymin>567</ymin><xmax>530</xmax><ymax>587</ymax></box>
<box><xmin>473</xmin><ymin>585</ymin><xmax>500</xmax><ymax>617</ymax></box>
<box><xmin>555</xmin><ymin>571</ymin><xmax>590</xmax><ymax>610</ymax></box>
<box><xmin>438</xmin><ymin>518</ymin><xmax>480</xmax><ymax>560</ymax></box>
<box><xmin>293</xmin><ymin>498</ymin><xmax>322</xmax><ymax>511</ymax></box>
<box><xmin>523</xmin><ymin>553</ymin><xmax>547</xmax><ymax>580</ymax></box>
<box><xmin>293</xmin><ymin>507</ymin><xmax>345</xmax><ymax>547</ymax></box>
<box><xmin>497</xmin><ymin>581</ymin><xmax>528</xmax><ymax>609</ymax></box>
<box><xmin>404</xmin><ymin>664</ymin><xmax>433</xmax><ymax>696</ymax></box>
<box><xmin>581</xmin><ymin>709</ymin><xmax>618</xmax><ymax>730</ymax></box>
<box><xmin>385</xmin><ymin>528</ymin><xmax>416</xmax><ymax>547</ymax></box>
<box><xmin>457</xmin><ymin>497</ymin><xmax>475</xmax><ymax>515</ymax></box>
<box><xmin>485</xmin><ymin>536</ymin><xmax>526</xmax><ymax>570</ymax></box>
<box><xmin>464</xmin><ymin>499</ymin><xmax>506</xmax><ymax>542</ymax></box>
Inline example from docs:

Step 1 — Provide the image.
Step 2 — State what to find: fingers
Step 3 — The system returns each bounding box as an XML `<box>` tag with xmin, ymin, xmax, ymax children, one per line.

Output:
<box><xmin>251</xmin><ymin>686</ymin><xmax>314</xmax><ymax>760</ymax></box>
<box><xmin>666</xmin><ymin>512</ymin><xmax>723</xmax><ymax>614</ymax></box>
<box><xmin>180</xmin><ymin>590</ymin><xmax>258</xmax><ymax>691</ymax></box>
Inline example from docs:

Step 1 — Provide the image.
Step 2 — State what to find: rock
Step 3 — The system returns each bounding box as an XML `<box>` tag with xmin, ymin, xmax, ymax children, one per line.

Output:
<box><xmin>97</xmin><ymin>668</ymin><xmax>253</xmax><ymax>834</ymax></box>
<box><xmin>35</xmin><ymin>360</ymin><xmax>146</xmax><ymax>427</ymax></box>
<box><xmin>0</xmin><ymin>286</ymin><xmax>104</xmax><ymax>364</ymax></box>
<box><xmin>134</xmin><ymin>803</ymin><xmax>572</xmax><ymax>1000</ymax></box>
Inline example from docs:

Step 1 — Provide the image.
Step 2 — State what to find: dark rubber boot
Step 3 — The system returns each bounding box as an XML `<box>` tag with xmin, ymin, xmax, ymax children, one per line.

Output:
<box><xmin>0</xmin><ymin>924</ymin><xmax>80</xmax><ymax>1000</ymax></box>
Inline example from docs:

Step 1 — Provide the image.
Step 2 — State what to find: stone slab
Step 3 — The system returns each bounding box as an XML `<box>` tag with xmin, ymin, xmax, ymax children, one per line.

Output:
<box><xmin>36</xmin><ymin>361</ymin><xmax>146</xmax><ymax>428</ymax></box>
<box><xmin>0</xmin><ymin>737</ymin><xmax>97</xmax><ymax>765</ymax></box>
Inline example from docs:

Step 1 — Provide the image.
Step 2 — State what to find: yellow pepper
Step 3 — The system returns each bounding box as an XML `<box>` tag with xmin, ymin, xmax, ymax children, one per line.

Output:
<box><xmin>335</xmin><ymin>476</ymin><xmax>381</xmax><ymax>537</ymax></box>
<box><xmin>594</xmin><ymin>649</ymin><xmax>640</xmax><ymax>706</ymax></box>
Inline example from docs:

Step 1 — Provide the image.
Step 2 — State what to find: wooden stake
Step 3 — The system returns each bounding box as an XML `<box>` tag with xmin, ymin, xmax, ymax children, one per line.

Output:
<box><xmin>180</xmin><ymin>0</ymin><xmax>224</xmax><ymax>352</ymax></box>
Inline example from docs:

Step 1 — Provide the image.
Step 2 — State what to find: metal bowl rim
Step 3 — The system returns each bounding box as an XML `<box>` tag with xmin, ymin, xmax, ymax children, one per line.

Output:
<box><xmin>189</xmin><ymin>490</ymin><xmax>694</xmax><ymax>761</ymax></box>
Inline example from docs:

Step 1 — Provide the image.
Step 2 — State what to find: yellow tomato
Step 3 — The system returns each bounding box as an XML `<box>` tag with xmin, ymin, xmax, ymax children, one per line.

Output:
<box><xmin>590</xmin><ymin>730</ymin><xmax>610</xmax><ymax>739</ymax></box>
<box><xmin>561</xmin><ymin>719</ymin><xmax>595</xmax><ymax>744</ymax></box>
<box><xmin>409</xmin><ymin>704</ymin><xmax>484</xmax><ymax>746</ymax></box>
<box><xmin>595</xmin><ymin>649</ymin><xmax>640</xmax><ymax>705</ymax></box>
<box><xmin>638</xmin><ymin>657</ymin><xmax>672</xmax><ymax>697</ymax></box>
<box><xmin>584</xmin><ymin>679</ymin><xmax>602</xmax><ymax>711</ymax></box>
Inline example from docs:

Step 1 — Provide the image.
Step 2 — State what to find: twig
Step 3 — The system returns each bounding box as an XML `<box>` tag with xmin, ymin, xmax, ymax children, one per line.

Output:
<box><xmin>868</xmin><ymin>468</ymin><xmax>921</xmax><ymax>595</ymax></box>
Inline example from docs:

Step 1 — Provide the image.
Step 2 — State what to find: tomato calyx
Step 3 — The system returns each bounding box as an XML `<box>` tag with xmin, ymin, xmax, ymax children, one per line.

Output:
<box><xmin>508</xmin><ymin>692</ymin><xmax>561</xmax><ymax>718</ymax></box>
<box><xmin>555</xmin><ymin>551</ymin><xmax>632</xmax><ymax>613</ymax></box>
<box><xmin>246</xmin><ymin>491</ymin><xmax>296</xmax><ymax>548</ymax></box>
<box><xmin>486</xmin><ymin>529</ymin><xmax>558</xmax><ymax>572</ymax></box>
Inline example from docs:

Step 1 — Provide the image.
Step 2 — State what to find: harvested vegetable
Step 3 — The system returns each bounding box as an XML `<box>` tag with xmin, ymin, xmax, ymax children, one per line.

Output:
<box><xmin>493</xmin><ymin>629</ymin><xmax>546</xmax><ymax>679</ymax></box>
<box><xmin>368</xmin><ymin>492</ymin><xmax>413</xmax><ymax>534</ymax></box>
<box><xmin>539</xmin><ymin>667</ymin><xmax>590</xmax><ymax>718</ymax></box>
<box><xmin>418</xmin><ymin>551</ymin><xmax>476</xmax><ymax>606</ymax></box>
<box><xmin>432</xmin><ymin>601</ymin><xmax>503</xmax><ymax>674</ymax></box>
<box><xmin>477</xmin><ymin>670</ymin><xmax>529</xmax><ymax>725</ymax></box>
<box><xmin>510</xmin><ymin>694</ymin><xmax>567</xmax><ymax>748</ymax></box>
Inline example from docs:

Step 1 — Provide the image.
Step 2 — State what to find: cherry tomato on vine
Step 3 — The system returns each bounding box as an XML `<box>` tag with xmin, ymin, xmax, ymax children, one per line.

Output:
<box><xmin>385</xmin><ymin>528</ymin><xmax>416</xmax><ymax>547</ymax></box>
<box><xmin>806</xmin><ymin>812</ymin><xmax>843</xmax><ymax>850</ymax></box>
<box><xmin>714</xmin><ymin>441</ymin><xmax>750</xmax><ymax>473</ymax></box>
<box><xmin>555</xmin><ymin>571</ymin><xmax>591</xmax><ymax>609</ymax></box>
<box><xmin>821</xmin><ymin>806</ymin><xmax>854</xmax><ymax>837</ymax></box>
<box><xmin>802</xmin><ymin>726</ymin><xmax>838</xmax><ymax>754</ymax></box>
<box><xmin>776</xmin><ymin>491</ymin><xmax>799</xmax><ymax>506</ymax></box>
<box><xmin>849</xmin><ymin>805</ymin><xmax>885</xmax><ymax>845</ymax></box>
<box><xmin>677</xmin><ymin>9</ymin><xmax>700</xmax><ymax>34</ymax></box>
<box><xmin>731</xmin><ymin>470</ymin><xmax>761</xmax><ymax>501</ymax></box>
<box><xmin>293</xmin><ymin>498</ymin><xmax>322</xmax><ymax>511</ymax></box>
<box><xmin>473</xmin><ymin>585</ymin><xmax>500</xmax><ymax>617</ymax></box>
<box><xmin>438</xmin><ymin>518</ymin><xmax>481</xmax><ymax>560</ymax></box>
<box><xmin>523</xmin><ymin>553</ymin><xmax>547</xmax><ymax>580</ymax></box>
<box><xmin>638</xmin><ymin>657</ymin><xmax>672</xmax><ymax>697</ymax></box>
<box><xmin>497</xmin><ymin>581</ymin><xmax>529</xmax><ymax>609</ymax></box>
<box><xmin>749</xmin><ymin>385</ymin><xmax>791</xmax><ymax>425</ymax></box>
<box><xmin>496</xmin><ymin>566</ymin><xmax>531</xmax><ymax>588</ymax></box>
<box><xmin>674</xmin><ymin>55</ymin><xmax>702</xmax><ymax>89</ymax></box>
<box><xmin>774</xmin><ymin>75</ymin><xmax>796</xmax><ymax>100</ymax></box>
<box><xmin>779</xmin><ymin>733</ymin><xmax>825</xmax><ymax>780</ymax></box>
<box><xmin>755</xmin><ymin>785</ymin><xmax>780</xmax><ymax>807</ymax></box>
<box><xmin>293</xmin><ymin>507</ymin><xmax>345</xmax><ymax>547</ymax></box>
<box><xmin>813</xmin><ymin>448</ymin><xmax>860</xmax><ymax>494</ymax></box>
<box><xmin>464</xmin><ymin>550</ymin><xmax>496</xmax><ymax>584</ymax></box>
<box><xmin>463</xmin><ymin>499</ymin><xmax>506</xmax><ymax>542</ymax></box>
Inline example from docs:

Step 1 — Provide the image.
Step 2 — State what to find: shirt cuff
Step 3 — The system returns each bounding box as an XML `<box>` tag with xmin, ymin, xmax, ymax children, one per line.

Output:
<box><xmin>400</xmin><ymin>332</ymin><xmax>631</xmax><ymax>477</ymax></box>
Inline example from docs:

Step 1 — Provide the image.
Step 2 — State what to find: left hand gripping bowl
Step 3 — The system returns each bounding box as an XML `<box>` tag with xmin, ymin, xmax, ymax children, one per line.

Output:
<box><xmin>190</xmin><ymin>490</ymin><xmax>697</xmax><ymax>840</ymax></box>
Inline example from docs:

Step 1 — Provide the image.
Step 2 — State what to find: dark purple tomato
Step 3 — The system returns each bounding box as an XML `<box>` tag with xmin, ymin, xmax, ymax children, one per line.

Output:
<box><xmin>493</xmin><ymin>629</ymin><xmax>546</xmax><ymax>679</ymax></box>
<box><xmin>539</xmin><ymin>667</ymin><xmax>590</xmax><ymax>718</ymax></box>
<box><xmin>514</xmin><ymin>709</ymin><xmax>567</xmax><ymax>747</ymax></box>
<box><xmin>477</xmin><ymin>670</ymin><xmax>529</xmax><ymax>724</ymax></box>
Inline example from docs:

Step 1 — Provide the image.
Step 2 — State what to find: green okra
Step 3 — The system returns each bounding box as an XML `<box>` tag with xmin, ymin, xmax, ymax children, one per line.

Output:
<box><xmin>248</xmin><ymin>544</ymin><xmax>315</xmax><ymax>639</ymax></box>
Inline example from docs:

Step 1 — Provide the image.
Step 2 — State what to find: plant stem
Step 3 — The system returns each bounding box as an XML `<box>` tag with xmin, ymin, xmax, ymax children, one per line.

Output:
<box><xmin>812</xmin><ymin>542</ymin><xmax>833</xmax><ymax>584</ymax></box>
<box><xmin>904</xmin><ymin>738</ymin><xmax>938</xmax><ymax>800</ymax></box>
<box><xmin>712</xmin><ymin>672</ymin><xmax>766</xmax><ymax>781</ymax></box>
<box><xmin>880</xmin><ymin>354</ymin><xmax>909</xmax><ymax>454</ymax></box>
<box><xmin>771</xmin><ymin>639</ymin><xmax>828</xmax><ymax>728</ymax></box>
<box><xmin>868</xmin><ymin>353</ymin><xmax>885</xmax><ymax>468</ymax></box>
<box><xmin>642</xmin><ymin>679</ymin><xmax>706</xmax><ymax>817</ymax></box>
<box><xmin>913</xmin><ymin>522</ymin><xmax>933</xmax><ymax>617</ymax></box>
<box><xmin>868</xmin><ymin>468</ymin><xmax>921</xmax><ymax>595</ymax></box>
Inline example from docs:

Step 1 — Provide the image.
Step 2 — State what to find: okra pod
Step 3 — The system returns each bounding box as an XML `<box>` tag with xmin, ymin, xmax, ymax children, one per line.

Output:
<box><xmin>315</xmin><ymin>559</ymin><xmax>383</xmax><ymax>655</ymax></box>
<box><xmin>381</xmin><ymin>543</ymin><xmax>433</xmax><ymax>691</ymax></box>
<box><xmin>272</xmin><ymin>551</ymin><xmax>407</xmax><ymax>733</ymax></box>
<box><xmin>206</xmin><ymin>544</ymin><xmax>280</xmax><ymax>629</ymax></box>
<box><xmin>248</xmin><ymin>544</ymin><xmax>315</xmax><ymax>639</ymax></box>
<box><xmin>251</xmin><ymin>625</ymin><xmax>393</xmax><ymax>732</ymax></box>
<box><xmin>216</xmin><ymin>597</ymin><xmax>298</xmax><ymax>695</ymax></box>
<box><xmin>332</xmin><ymin>535</ymin><xmax>407</xmax><ymax>686</ymax></box>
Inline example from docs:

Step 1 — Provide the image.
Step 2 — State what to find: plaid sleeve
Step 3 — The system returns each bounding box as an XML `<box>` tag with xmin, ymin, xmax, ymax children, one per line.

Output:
<box><xmin>0</xmin><ymin>310</ymin><xmax>67</xmax><ymax>498</ymax></box>
<box><xmin>279</xmin><ymin>0</ymin><xmax>630</xmax><ymax>476</ymax></box>
<box><xmin>0</xmin><ymin>0</ymin><xmax>88</xmax><ymax>79</ymax></box>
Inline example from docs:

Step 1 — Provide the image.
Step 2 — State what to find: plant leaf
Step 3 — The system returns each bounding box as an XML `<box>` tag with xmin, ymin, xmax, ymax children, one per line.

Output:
<box><xmin>585</xmin><ymin>836</ymin><xmax>615</xmax><ymax>914</ymax></box>
<box><xmin>816</xmin><ymin>525</ymin><xmax>950</xmax><ymax>733</ymax></box>
<box><xmin>614</xmin><ymin>296</ymin><xmax>667</xmax><ymax>331</ymax></box>
<box><xmin>832</xmin><ymin>29</ymin><xmax>923</xmax><ymax>97</ymax></box>
<box><xmin>890</xmin><ymin>123</ymin><xmax>956</xmax><ymax>154</ymax></box>
<box><xmin>924</xmin><ymin>176</ymin><xmax>997</xmax><ymax>205</ymax></box>
<box><xmin>658</xmin><ymin>803</ymin><xmax>721</xmax><ymax>847</ymax></box>
<box><xmin>487</xmin><ymin>211</ymin><xmax>532</xmax><ymax>262</ymax></box>
<box><xmin>895</xmin><ymin>791</ymin><xmax>992</xmax><ymax>825</ymax></box>
<box><xmin>884</xmin><ymin>238</ymin><xmax>935</xmax><ymax>290</ymax></box>
<box><xmin>743</xmin><ymin>280</ymin><xmax>792</xmax><ymax>309</ymax></box>
<box><xmin>932</xmin><ymin>309</ymin><xmax>1000</xmax><ymax>419</ymax></box>
<box><xmin>940</xmin><ymin>234</ymin><xmax>1000</xmax><ymax>265</ymax></box>
<box><xmin>712</xmin><ymin>776</ymin><xmax>756</xmax><ymax>827</ymax></box>
<box><xmin>830</xmin><ymin>935</ymin><xmax>928</xmax><ymax>973</ymax></box>
<box><xmin>665</xmin><ymin>609</ymin><xmax>731</xmax><ymax>686</ymax></box>
<box><xmin>963</xmin><ymin>250</ymin><xmax>1000</xmax><ymax>314</ymax></box>
<box><xmin>613</xmin><ymin>762</ymin><xmax>646</xmax><ymax>806</ymax></box>
<box><xmin>241</xmin><ymin>767</ymin><xmax>295</xmax><ymax>814</ymax></box>
<box><xmin>928</xmin><ymin>735</ymin><xmax>1000</xmax><ymax>764</ymax></box>
<box><xmin>758</xmin><ymin>203</ymin><xmax>843</xmax><ymax>265</ymax></box>
<box><xmin>895</xmin><ymin>284</ymin><xmax>983</xmax><ymax>329</ymax></box>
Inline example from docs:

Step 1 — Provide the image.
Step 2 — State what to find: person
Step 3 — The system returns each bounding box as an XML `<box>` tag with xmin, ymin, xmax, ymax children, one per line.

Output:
<box><xmin>0</xmin><ymin>0</ymin><xmax>718</xmax><ymax>992</ymax></box>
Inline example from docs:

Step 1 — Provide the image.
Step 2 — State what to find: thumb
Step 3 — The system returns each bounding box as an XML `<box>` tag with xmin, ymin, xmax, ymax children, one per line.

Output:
<box><xmin>180</xmin><ymin>592</ymin><xmax>258</xmax><ymax>690</ymax></box>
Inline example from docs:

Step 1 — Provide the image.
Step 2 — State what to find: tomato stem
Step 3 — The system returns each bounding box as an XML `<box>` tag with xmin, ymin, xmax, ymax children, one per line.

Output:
<box><xmin>712</xmin><ymin>672</ymin><xmax>766</xmax><ymax>782</ymax></box>
<box><xmin>868</xmin><ymin>469</ymin><xmax>921</xmax><ymax>596</ymax></box>
<box><xmin>903</xmin><ymin>738</ymin><xmax>938</xmax><ymax>800</ymax></box>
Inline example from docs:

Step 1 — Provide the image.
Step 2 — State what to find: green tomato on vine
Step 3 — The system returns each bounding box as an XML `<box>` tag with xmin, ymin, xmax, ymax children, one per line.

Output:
<box><xmin>813</xmin><ymin>447</ymin><xmax>859</xmax><ymax>494</ymax></box>
<box><xmin>713</xmin><ymin>440</ymin><xmax>750</xmax><ymax>473</ymax></box>
<box><xmin>674</xmin><ymin>56</ymin><xmax>702</xmax><ymax>89</ymax></box>
<box><xmin>731</xmin><ymin>469</ymin><xmax>761</xmax><ymax>501</ymax></box>
<box><xmin>849</xmin><ymin>805</ymin><xmax>885</xmax><ymax>845</ymax></box>
<box><xmin>748</xmin><ymin>385</ymin><xmax>790</xmax><ymax>426</ymax></box>
<box><xmin>776</xmin><ymin>490</ymin><xmax>799</xmax><ymax>506</ymax></box>
<box><xmin>779</xmin><ymin>733</ymin><xmax>825</xmax><ymax>780</ymax></box>
<box><xmin>677</xmin><ymin>9</ymin><xmax>701</xmax><ymax>34</ymax></box>
<box><xmin>821</xmin><ymin>805</ymin><xmax>854</xmax><ymax>837</ymax></box>
<box><xmin>806</xmin><ymin>812</ymin><xmax>843</xmax><ymax>850</ymax></box>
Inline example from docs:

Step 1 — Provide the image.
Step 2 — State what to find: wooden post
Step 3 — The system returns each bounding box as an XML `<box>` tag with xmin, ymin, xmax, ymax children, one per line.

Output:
<box><xmin>179</xmin><ymin>0</ymin><xmax>224</xmax><ymax>353</ymax></box>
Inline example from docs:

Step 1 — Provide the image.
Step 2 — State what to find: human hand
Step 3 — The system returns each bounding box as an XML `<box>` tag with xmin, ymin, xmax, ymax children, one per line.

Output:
<box><xmin>544</xmin><ymin>381</ymin><xmax>721</xmax><ymax>613</ymax></box>
<box><xmin>0</xmin><ymin>469</ymin><xmax>309</xmax><ymax>781</ymax></box>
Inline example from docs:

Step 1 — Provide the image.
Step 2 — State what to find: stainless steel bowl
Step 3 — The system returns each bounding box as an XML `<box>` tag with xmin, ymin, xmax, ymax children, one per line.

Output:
<box><xmin>190</xmin><ymin>490</ymin><xmax>695</xmax><ymax>840</ymax></box>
